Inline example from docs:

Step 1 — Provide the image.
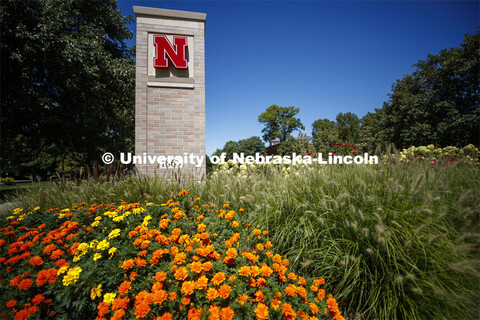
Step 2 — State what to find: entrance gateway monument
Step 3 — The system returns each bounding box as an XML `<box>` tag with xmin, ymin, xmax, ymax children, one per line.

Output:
<box><xmin>133</xmin><ymin>6</ymin><xmax>206</xmax><ymax>179</ymax></box>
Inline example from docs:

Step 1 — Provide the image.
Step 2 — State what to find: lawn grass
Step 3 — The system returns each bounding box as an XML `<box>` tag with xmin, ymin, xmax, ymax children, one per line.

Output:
<box><xmin>2</xmin><ymin>160</ymin><xmax>479</xmax><ymax>319</ymax></box>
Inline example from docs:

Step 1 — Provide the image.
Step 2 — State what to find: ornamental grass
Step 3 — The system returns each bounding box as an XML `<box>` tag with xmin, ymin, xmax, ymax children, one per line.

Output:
<box><xmin>0</xmin><ymin>190</ymin><xmax>343</xmax><ymax>320</ymax></box>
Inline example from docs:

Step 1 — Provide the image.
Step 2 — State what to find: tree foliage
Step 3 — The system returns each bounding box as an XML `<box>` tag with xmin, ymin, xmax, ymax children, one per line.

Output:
<box><xmin>362</xmin><ymin>30</ymin><xmax>480</xmax><ymax>149</ymax></box>
<box><xmin>213</xmin><ymin>136</ymin><xmax>265</xmax><ymax>159</ymax></box>
<box><xmin>258</xmin><ymin>105</ymin><xmax>305</xmax><ymax>142</ymax></box>
<box><xmin>0</xmin><ymin>0</ymin><xmax>135</xmax><ymax>178</ymax></box>
<box><xmin>311</xmin><ymin>118</ymin><xmax>338</xmax><ymax>153</ymax></box>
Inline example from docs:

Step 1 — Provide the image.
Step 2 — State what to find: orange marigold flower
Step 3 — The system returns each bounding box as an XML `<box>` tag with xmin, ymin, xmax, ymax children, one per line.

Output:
<box><xmin>238</xmin><ymin>266</ymin><xmax>250</xmax><ymax>277</ymax></box>
<box><xmin>134</xmin><ymin>302</ymin><xmax>151</xmax><ymax>319</ymax></box>
<box><xmin>238</xmin><ymin>294</ymin><xmax>248</xmax><ymax>305</ymax></box>
<box><xmin>218</xmin><ymin>284</ymin><xmax>232</xmax><ymax>299</ymax></box>
<box><xmin>6</xmin><ymin>300</ymin><xmax>17</xmax><ymax>308</ymax></box>
<box><xmin>118</xmin><ymin>280</ymin><xmax>131</xmax><ymax>295</ymax></box>
<box><xmin>226</xmin><ymin>247</ymin><xmax>237</xmax><ymax>258</ymax></box>
<box><xmin>50</xmin><ymin>249</ymin><xmax>63</xmax><ymax>260</ymax></box>
<box><xmin>153</xmin><ymin>290</ymin><xmax>167</xmax><ymax>305</ymax></box>
<box><xmin>181</xmin><ymin>281</ymin><xmax>195</xmax><ymax>296</ymax></box>
<box><xmin>281</xmin><ymin>303</ymin><xmax>296</xmax><ymax>320</ymax></box>
<box><xmin>43</xmin><ymin>244</ymin><xmax>56</xmax><ymax>255</ymax></box>
<box><xmin>310</xmin><ymin>285</ymin><xmax>318</xmax><ymax>292</ymax></box>
<box><xmin>160</xmin><ymin>312</ymin><xmax>173</xmax><ymax>320</ymax></box>
<box><xmin>155</xmin><ymin>270</ymin><xmax>167</xmax><ymax>282</ymax></box>
<box><xmin>168</xmin><ymin>292</ymin><xmax>177</xmax><ymax>301</ymax></box>
<box><xmin>29</xmin><ymin>256</ymin><xmax>43</xmax><ymax>266</ymax></box>
<box><xmin>31</xmin><ymin>294</ymin><xmax>45</xmax><ymax>305</ymax></box>
<box><xmin>18</xmin><ymin>278</ymin><xmax>33</xmax><ymax>290</ymax></box>
<box><xmin>112</xmin><ymin>296</ymin><xmax>130</xmax><ymax>311</ymax></box>
<box><xmin>187</xmin><ymin>307</ymin><xmax>203</xmax><ymax>320</ymax></box>
<box><xmin>174</xmin><ymin>252</ymin><xmax>187</xmax><ymax>265</ymax></box>
<box><xmin>298</xmin><ymin>276</ymin><xmax>306</xmax><ymax>285</ymax></box>
<box><xmin>313</xmin><ymin>278</ymin><xmax>325</xmax><ymax>287</ymax></box>
<box><xmin>195</xmin><ymin>275</ymin><xmax>208</xmax><ymax>290</ymax></box>
<box><xmin>211</xmin><ymin>272</ymin><xmax>226</xmax><ymax>286</ymax></box>
<box><xmin>219</xmin><ymin>306</ymin><xmax>234</xmax><ymax>320</ymax></box>
<box><xmin>254</xmin><ymin>290</ymin><xmax>265</xmax><ymax>302</ymax></box>
<box><xmin>121</xmin><ymin>259</ymin><xmax>135</xmax><ymax>270</ymax></box>
<box><xmin>97</xmin><ymin>301</ymin><xmax>109</xmax><ymax>317</ymax></box>
<box><xmin>260</xmin><ymin>264</ymin><xmax>273</xmax><ymax>277</ymax></box>
<box><xmin>209</xmin><ymin>305</ymin><xmax>220</xmax><ymax>320</ymax></box>
<box><xmin>288</xmin><ymin>272</ymin><xmax>297</xmax><ymax>280</ymax></box>
<box><xmin>134</xmin><ymin>257</ymin><xmax>147</xmax><ymax>267</ymax></box>
<box><xmin>309</xmin><ymin>302</ymin><xmax>319</xmax><ymax>315</ymax></box>
<box><xmin>206</xmin><ymin>287</ymin><xmax>218</xmax><ymax>301</ymax></box>
<box><xmin>174</xmin><ymin>267</ymin><xmax>189</xmax><ymax>281</ymax></box>
<box><xmin>271</xmin><ymin>298</ymin><xmax>281</xmax><ymax>310</ymax></box>
<box><xmin>254</xmin><ymin>303</ymin><xmax>269</xmax><ymax>320</ymax></box>
<box><xmin>202</xmin><ymin>261</ymin><xmax>213</xmax><ymax>272</ymax></box>
<box><xmin>317</xmin><ymin>289</ymin><xmax>326</xmax><ymax>301</ymax></box>
<box><xmin>181</xmin><ymin>296</ymin><xmax>191</xmax><ymax>305</ymax></box>
<box><xmin>285</xmin><ymin>284</ymin><xmax>296</xmax><ymax>297</ymax></box>
<box><xmin>189</xmin><ymin>261</ymin><xmax>203</xmax><ymax>273</ymax></box>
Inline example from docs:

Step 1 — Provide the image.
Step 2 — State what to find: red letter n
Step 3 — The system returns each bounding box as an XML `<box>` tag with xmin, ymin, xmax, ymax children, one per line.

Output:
<box><xmin>153</xmin><ymin>35</ymin><xmax>188</xmax><ymax>69</ymax></box>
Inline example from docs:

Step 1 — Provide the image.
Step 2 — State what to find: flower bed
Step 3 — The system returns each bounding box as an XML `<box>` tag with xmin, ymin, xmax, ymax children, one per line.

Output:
<box><xmin>0</xmin><ymin>190</ymin><xmax>343</xmax><ymax>320</ymax></box>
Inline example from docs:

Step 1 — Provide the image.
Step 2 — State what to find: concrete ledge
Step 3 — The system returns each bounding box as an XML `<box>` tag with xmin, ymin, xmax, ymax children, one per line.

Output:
<box><xmin>134</xmin><ymin>6</ymin><xmax>206</xmax><ymax>21</ymax></box>
<box><xmin>148</xmin><ymin>76</ymin><xmax>194</xmax><ymax>84</ymax></box>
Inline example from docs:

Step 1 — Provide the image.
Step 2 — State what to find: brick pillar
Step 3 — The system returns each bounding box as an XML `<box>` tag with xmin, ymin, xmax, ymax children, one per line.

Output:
<box><xmin>134</xmin><ymin>6</ymin><xmax>206</xmax><ymax>179</ymax></box>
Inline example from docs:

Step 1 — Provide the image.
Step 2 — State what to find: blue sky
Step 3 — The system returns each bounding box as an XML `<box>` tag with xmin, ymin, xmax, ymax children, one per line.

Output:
<box><xmin>117</xmin><ymin>1</ymin><xmax>479</xmax><ymax>155</ymax></box>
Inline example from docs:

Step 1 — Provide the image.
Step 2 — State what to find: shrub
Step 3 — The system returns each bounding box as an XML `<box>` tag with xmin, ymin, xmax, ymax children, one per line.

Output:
<box><xmin>0</xmin><ymin>191</ymin><xmax>343</xmax><ymax>320</ymax></box>
<box><xmin>2</xmin><ymin>177</ymin><xmax>15</xmax><ymax>185</ymax></box>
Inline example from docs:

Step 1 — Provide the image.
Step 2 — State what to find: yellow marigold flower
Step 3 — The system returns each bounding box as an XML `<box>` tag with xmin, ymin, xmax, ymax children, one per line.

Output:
<box><xmin>97</xmin><ymin>240</ymin><xmax>110</xmax><ymax>251</ymax></box>
<box><xmin>57</xmin><ymin>266</ymin><xmax>69</xmax><ymax>275</ymax></box>
<box><xmin>206</xmin><ymin>287</ymin><xmax>218</xmax><ymax>301</ymax></box>
<box><xmin>112</xmin><ymin>215</ymin><xmax>125</xmax><ymax>222</ymax></box>
<box><xmin>238</xmin><ymin>266</ymin><xmax>250</xmax><ymax>277</ymax></box>
<box><xmin>146</xmin><ymin>202</ymin><xmax>154</xmax><ymax>206</ymax></box>
<box><xmin>77</xmin><ymin>243</ymin><xmax>89</xmax><ymax>253</ymax></box>
<box><xmin>108</xmin><ymin>229</ymin><xmax>121</xmax><ymax>239</ymax></box>
<box><xmin>254</xmin><ymin>302</ymin><xmax>269</xmax><ymax>320</ymax></box>
<box><xmin>90</xmin><ymin>284</ymin><xmax>102</xmax><ymax>300</ymax></box>
<box><xmin>93</xmin><ymin>253</ymin><xmax>102</xmax><ymax>261</ymax></box>
<box><xmin>108</xmin><ymin>247</ymin><xmax>117</xmax><ymax>258</ymax></box>
<box><xmin>62</xmin><ymin>266</ymin><xmax>82</xmax><ymax>286</ymax></box>
<box><xmin>91</xmin><ymin>221</ymin><xmax>100</xmax><ymax>228</ymax></box>
<box><xmin>103</xmin><ymin>292</ymin><xmax>116</xmax><ymax>306</ymax></box>
<box><xmin>34</xmin><ymin>207</ymin><xmax>40</xmax><ymax>211</ymax></box>
<box><xmin>6</xmin><ymin>216</ymin><xmax>14</xmax><ymax>220</ymax></box>
<box><xmin>197</xmin><ymin>223</ymin><xmax>206</xmax><ymax>232</ymax></box>
<box><xmin>89</xmin><ymin>240</ymin><xmax>98</xmax><ymax>249</ymax></box>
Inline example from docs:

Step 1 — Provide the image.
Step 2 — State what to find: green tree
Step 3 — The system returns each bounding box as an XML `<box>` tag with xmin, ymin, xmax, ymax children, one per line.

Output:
<box><xmin>277</xmin><ymin>132</ymin><xmax>315</xmax><ymax>156</ymax></box>
<box><xmin>0</xmin><ymin>0</ymin><xmax>135</xmax><ymax>178</ymax></box>
<box><xmin>362</xmin><ymin>30</ymin><xmax>479</xmax><ymax>149</ymax></box>
<box><xmin>312</xmin><ymin>118</ymin><xmax>338</xmax><ymax>153</ymax></box>
<box><xmin>336</xmin><ymin>112</ymin><xmax>361</xmax><ymax>143</ymax></box>
<box><xmin>213</xmin><ymin>136</ymin><xmax>265</xmax><ymax>159</ymax></box>
<box><xmin>258</xmin><ymin>105</ymin><xmax>305</xmax><ymax>142</ymax></box>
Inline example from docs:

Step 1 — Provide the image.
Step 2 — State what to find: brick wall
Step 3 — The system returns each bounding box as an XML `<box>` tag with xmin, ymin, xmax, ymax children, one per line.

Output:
<box><xmin>134</xmin><ymin>7</ymin><xmax>206</xmax><ymax>179</ymax></box>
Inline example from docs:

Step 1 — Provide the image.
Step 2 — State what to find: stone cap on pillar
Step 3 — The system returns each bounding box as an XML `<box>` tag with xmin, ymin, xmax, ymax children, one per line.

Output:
<box><xmin>133</xmin><ymin>6</ymin><xmax>207</xmax><ymax>21</ymax></box>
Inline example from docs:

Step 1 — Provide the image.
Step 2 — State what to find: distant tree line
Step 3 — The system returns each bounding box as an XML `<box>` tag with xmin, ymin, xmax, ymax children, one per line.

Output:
<box><xmin>217</xmin><ymin>30</ymin><xmax>478</xmax><ymax>157</ymax></box>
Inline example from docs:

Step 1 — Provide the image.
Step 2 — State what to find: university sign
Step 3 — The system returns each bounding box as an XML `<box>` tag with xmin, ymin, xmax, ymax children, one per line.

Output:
<box><xmin>133</xmin><ymin>6</ymin><xmax>206</xmax><ymax>179</ymax></box>
<box><xmin>153</xmin><ymin>35</ymin><xmax>189</xmax><ymax>69</ymax></box>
